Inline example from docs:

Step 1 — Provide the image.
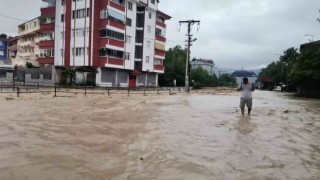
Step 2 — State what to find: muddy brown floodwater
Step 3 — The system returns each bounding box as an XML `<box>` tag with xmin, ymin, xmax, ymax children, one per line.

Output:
<box><xmin>0</xmin><ymin>91</ymin><xmax>320</xmax><ymax>180</ymax></box>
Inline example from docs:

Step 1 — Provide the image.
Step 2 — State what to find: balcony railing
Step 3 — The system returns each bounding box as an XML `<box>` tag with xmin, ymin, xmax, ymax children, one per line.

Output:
<box><xmin>40</xmin><ymin>22</ymin><xmax>55</xmax><ymax>32</ymax></box>
<box><xmin>154</xmin><ymin>65</ymin><xmax>164</xmax><ymax>71</ymax></box>
<box><xmin>156</xmin><ymin>21</ymin><xmax>166</xmax><ymax>28</ymax></box>
<box><xmin>41</xmin><ymin>6</ymin><xmax>56</xmax><ymax>17</ymax></box>
<box><xmin>110</xmin><ymin>0</ymin><xmax>125</xmax><ymax>12</ymax></box>
<box><xmin>39</xmin><ymin>40</ymin><xmax>54</xmax><ymax>48</ymax></box>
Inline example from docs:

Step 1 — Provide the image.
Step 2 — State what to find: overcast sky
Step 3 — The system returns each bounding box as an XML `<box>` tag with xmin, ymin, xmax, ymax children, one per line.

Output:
<box><xmin>0</xmin><ymin>0</ymin><xmax>319</xmax><ymax>69</ymax></box>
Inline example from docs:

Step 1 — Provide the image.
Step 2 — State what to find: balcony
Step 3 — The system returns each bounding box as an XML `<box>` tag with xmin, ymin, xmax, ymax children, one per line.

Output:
<box><xmin>156</xmin><ymin>35</ymin><xmax>166</xmax><ymax>42</ymax></box>
<box><xmin>155</xmin><ymin>42</ymin><xmax>165</xmax><ymax>51</ymax></box>
<box><xmin>39</xmin><ymin>40</ymin><xmax>54</xmax><ymax>48</ymax></box>
<box><xmin>38</xmin><ymin>57</ymin><xmax>54</xmax><ymax>65</ymax></box>
<box><xmin>156</xmin><ymin>21</ymin><xmax>166</xmax><ymax>28</ymax></box>
<box><xmin>41</xmin><ymin>6</ymin><xmax>55</xmax><ymax>17</ymax></box>
<box><xmin>155</xmin><ymin>49</ymin><xmax>165</xmax><ymax>57</ymax></box>
<box><xmin>109</xmin><ymin>20</ymin><xmax>125</xmax><ymax>30</ymax></box>
<box><xmin>8</xmin><ymin>45</ymin><xmax>18</xmax><ymax>51</ymax></box>
<box><xmin>154</xmin><ymin>65</ymin><xmax>164</xmax><ymax>72</ymax></box>
<box><xmin>109</xmin><ymin>1</ymin><xmax>125</xmax><ymax>12</ymax></box>
<box><xmin>20</xmin><ymin>41</ymin><xmax>35</xmax><ymax>47</ymax></box>
<box><xmin>40</xmin><ymin>23</ymin><xmax>55</xmax><ymax>33</ymax></box>
<box><xmin>99</xmin><ymin>57</ymin><xmax>124</xmax><ymax>67</ymax></box>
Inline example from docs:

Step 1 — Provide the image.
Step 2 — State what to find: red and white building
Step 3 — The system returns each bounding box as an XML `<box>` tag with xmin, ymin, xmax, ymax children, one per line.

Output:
<box><xmin>41</xmin><ymin>0</ymin><xmax>170</xmax><ymax>87</ymax></box>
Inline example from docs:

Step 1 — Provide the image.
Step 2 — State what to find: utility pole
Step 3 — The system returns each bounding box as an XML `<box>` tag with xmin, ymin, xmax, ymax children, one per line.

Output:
<box><xmin>218</xmin><ymin>70</ymin><xmax>225</xmax><ymax>87</ymax></box>
<box><xmin>179</xmin><ymin>20</ymin><xmax>200</xmax><ymax>93</ymax></box>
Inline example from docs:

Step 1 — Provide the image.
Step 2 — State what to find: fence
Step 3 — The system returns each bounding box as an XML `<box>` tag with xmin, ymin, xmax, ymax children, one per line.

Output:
<box><xmin>0</xmin><ymin>85</ymin><xmax>236</xmax><ymax>98</ymax></box>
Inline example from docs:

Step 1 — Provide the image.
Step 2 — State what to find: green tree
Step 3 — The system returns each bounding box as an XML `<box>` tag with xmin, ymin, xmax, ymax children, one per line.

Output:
<box><xmin>290</xmin><ymin>47</ymin><xmax>320</xmax><ymax>87</ymax></box>
<box><xmin>219</xmin><ymin>74</ymin><xmax>237</xmax><ymax>86</ymax></box>
<box><xmin>258</xmin><ymin>47</ymin><xmax>300</xmax><ymax>86</ymax></box>
<box><xmin>26</xmin><ymin>62</ymin><xmax>34</xmax><ymax>68</ymax></box>
<box><xmin>159</xmin><ymin>46</ymin><xmax>187</xmax><ymax>86</ymax></box>
<box><xmin>190</xmin><ymin>67</ymin><xmax>218</xmax><ymax>88</ymax></box>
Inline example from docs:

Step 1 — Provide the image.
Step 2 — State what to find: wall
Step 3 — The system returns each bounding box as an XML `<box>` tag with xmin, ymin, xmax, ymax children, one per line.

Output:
<box><xmin>0</xmin><ymin>40</ymin><xmax>8</xmax><ymax>60</ymax></box>
<box><xmin>191</xmin><ymin>63</ymin><xmax>214</xmax><ymax>76</ymax></box>
<box><xmin>0</xmin><ymin>67</ymin><xmax>55</xmax><ymax>86</ymax></box>
<box><xmin>124</xmin><ymin>0</ymin><xmax>137</xmax><ymax>70</ymax></box>
<box><xmin>142</xmin><ymin>5</ymin><xmax>156</xmax><ymax>72</ymax></box>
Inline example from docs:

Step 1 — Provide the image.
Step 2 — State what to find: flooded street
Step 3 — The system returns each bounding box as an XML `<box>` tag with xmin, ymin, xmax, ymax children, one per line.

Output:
<box><xmin>0</xmin><ymin>91</ymin><xmax>320</xmax><ymax>179</ymax></box>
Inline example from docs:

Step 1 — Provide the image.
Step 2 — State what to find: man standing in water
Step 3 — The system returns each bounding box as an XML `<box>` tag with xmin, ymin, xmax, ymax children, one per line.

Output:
<box><xmin>237</xmin><ymin>77</ymin><xmax>255</xmax><ymax>115</ymax></box>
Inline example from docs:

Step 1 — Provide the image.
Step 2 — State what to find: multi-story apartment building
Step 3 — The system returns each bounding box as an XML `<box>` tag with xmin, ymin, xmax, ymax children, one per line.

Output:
<box><xmin>42</xmin><ymin>0</ymin><xmax>170</xmax><ymax>87</ymax></box>
<box><xmin>191</xmin><ymin>58</ymin><xmax>215</xmax><ymax>76</ymax></box>
<box><xmin>14</xmin><ymin>13</ymin><xmax>55</xmax><ymax>67</ymax></box>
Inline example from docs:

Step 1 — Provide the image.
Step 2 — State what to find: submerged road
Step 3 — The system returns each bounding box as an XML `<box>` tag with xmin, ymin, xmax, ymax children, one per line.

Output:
<box><xmin>0</xmin><ymin>91</ymin><xmax>319</xmax><ymax>179</ymax></box>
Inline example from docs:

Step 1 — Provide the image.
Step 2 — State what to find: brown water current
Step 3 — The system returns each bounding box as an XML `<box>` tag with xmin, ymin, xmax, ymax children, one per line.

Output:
<box><xmin>0</xmin><ymin>91</ymin><xmax>320</xmax><ymax>179</ymax></box>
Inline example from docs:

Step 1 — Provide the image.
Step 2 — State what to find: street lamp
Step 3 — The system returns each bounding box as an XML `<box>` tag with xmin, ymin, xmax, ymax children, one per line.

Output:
<box><xmin>304</xmin><ymin>34</ymin><xmax>314</xmax><ymax>42</ymax></box>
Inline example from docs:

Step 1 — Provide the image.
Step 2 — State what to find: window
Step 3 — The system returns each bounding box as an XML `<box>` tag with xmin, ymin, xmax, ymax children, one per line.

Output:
<box><xmin>72</xmin><ymin>28</ymin><xmax>87</xmax><ymax>37</ymax></box>
<box><xmin>61</xmin><ymin>32</ymin><xmax>64</xmax><ymax>39</ymax></box>
<box><xmin>40</xmin><ymin>49</ymin><xmax>54</xmax><ymax>57</ymax></box>
<box><xmin>156</xmin><ymin>28</ymin><xmax>162</xmax><ymax>36</ymax></box>
<box><xmin>87</xmin><ymin>8</ymin><xmax>90</xmax><ymax>17</ymax></box>
<box><xmin>61</xmin><ymin>14</ymin><xmax>65</xmax><ymax>22</ymax></box>
<box><xmin>125</xmin><ymin>52</ymin><xmax>130</xmax><ymax>60</ymax></box>
<box><xmin>147</xmin><ymin>26</ymin><xmax>151</xmax><ymax>33</ymax></box>
<box><xmin>0</xmin><ymin>41</ymin><xmax>2</xmax><ymax>46</ymax></box>
<box><xmin>147</xmin><ymin>41</ymin><xmax>151</xmax><ymax>48</ymax></box>
<box><xmin>108</xmin><ymin>9</ymin><xmax>126</xmax><ymax>23</ymax></box>
<box><xmin>100</xmin><ymin>9</ymin><xmax>107</xmax><ymax>19</ymax></box>
<box><xmin>112</xmin><ymin>0</ymin><xmax>125</xmax><ymax>5</ymax></box>
<box><xmin>0</xmin><ymin>50</ymin><xmax>4</xmax><ymax>56</ymax></box>
<box><xmin>99</xmin><ymin>29</ymin><xmax>124</xmax><ymax>41</ymax></box>
<box><xmin>72</xmin><ymin>47</ymin><xmax>85</xmax><ymax>56</ymax></box>
<box><xmin>146</xmin><ymin>56</ymin><xmax>150</xmax><ymax>63</ymax></box>
<box><xmin>126</xmin><ymin>35</ymin><xmax>131</xmax><ymax>43</ymax></box>
<box><xmin>149</xmin><ymin>12</ymin><xmax>152</xmax><ymax>19</ymax></box>
<box><xmin>61</xmin><ymin>49</ymin><xmax>64</xmax><ymax>57</ymax></box>
<box><xmin>155</xmin><ymin>58</ymin><xmax>162</xmax><ymax>65</ymax></box>
<box><xmin>99</xmin><ymin>48</ymin><xmax>124</xmax><ymax>58</ymax></box>
<box><xmin>77</xmin><ymin>9</ymin><xmax>86</xmax><ymax>18</ymax></box>
<box><xmin>43</xmin><ymin>74</ymin><xmax>52</xmax><ymax>80</ymax></box>
<box><xmin>62</xmin><ymin>0</ymin><xmax>65</xmax><ymax>5</ymax></box>
<box><xmin>128</xmin><ymin>1</ymin><xmax>133</xmax><ymax>10</ymax></box>
<box><xmin>126</xmin><ymin>18</ymin><xmax>132</xmax><ymax>26</ymax></box>
<box><xmin>31</xmin><ymin>73</ymin><xmax>40</xmax><ymax>79</ymax></box>
<box><xmin>151</xmin><ymin>0</ymin><xmax>155</xmax><ymax>4</ymax></box>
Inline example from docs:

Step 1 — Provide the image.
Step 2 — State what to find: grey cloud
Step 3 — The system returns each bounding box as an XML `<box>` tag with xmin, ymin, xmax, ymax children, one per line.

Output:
<box><xmin>160</xmin><ymin>0</ymin><xmax>320</xmax><ymax>69</ymax></box>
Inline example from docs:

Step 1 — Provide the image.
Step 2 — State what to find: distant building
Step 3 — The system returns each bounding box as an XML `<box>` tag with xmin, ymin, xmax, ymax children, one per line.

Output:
<box><xmin>231</xmin><ymin>70</ymin><xmax>258</xmax><ymax>86</ymax></box>
<box><xmin>191</xmin><ymin>58</ymin><xmax>215</xmax><ymax>76</ymax></box>
<box><xmin>8</xmin><ymin>36</ymin><xmax>18</xmax><ymax>60</ymax></box>
<box><xmin>14</xmin><ymin>17</ymin><xmax>43</xmax><ymax>67</ymax></box>
<box><xmin>0</xmin><ymin>34</ymin><xmax>9</xmax><ymax>65</ymax></box>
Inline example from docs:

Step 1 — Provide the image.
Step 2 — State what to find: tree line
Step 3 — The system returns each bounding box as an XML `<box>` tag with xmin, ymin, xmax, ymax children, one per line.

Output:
<box><xmin>258</xmin><ymin>45</ymin><xmax>320</xmax><ymax>96</ymax></box>
<box><xmin>158</xmin><ymin>46</ymin><xmax>237</xmax><ymax>88</ymax></box>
